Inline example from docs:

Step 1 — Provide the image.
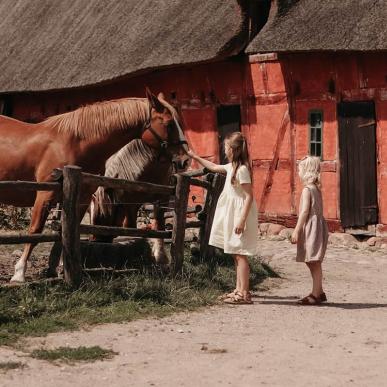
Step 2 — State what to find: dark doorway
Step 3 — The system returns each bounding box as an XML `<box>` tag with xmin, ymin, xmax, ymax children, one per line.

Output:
<box><xmin>338</xmin><ymin>101</ymin><xmax>378</xmax><ymax>228</ymax></box>
<box><xmin>217</xmin><ymin>105</ymin><xmax>241</xmax><ymax>163</ymax></box>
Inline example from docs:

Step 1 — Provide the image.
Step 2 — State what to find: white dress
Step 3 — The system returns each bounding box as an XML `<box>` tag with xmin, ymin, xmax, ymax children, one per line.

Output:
<box><xmin>209</xmin><ymin>163</ymin><xmax>258</xmax><ymax>256</ymax></box>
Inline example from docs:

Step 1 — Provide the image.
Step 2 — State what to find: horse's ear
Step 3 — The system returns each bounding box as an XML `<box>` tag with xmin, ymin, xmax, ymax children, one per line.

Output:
<box><xmin>146</xmin><ymin>87</ymin><xmax>164</xmax><ymax>113</ymax></box>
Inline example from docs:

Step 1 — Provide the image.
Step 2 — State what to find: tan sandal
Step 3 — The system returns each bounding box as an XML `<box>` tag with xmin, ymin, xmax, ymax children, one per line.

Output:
<box><xmin>218</xmin><ymin>289</ymin><xmax>238</xmax><ymax>301</ymax></box>
<box><xmin>224</xmin><ymin>291</ymin><xmax>253</xmax><ymax>305</ymax></box>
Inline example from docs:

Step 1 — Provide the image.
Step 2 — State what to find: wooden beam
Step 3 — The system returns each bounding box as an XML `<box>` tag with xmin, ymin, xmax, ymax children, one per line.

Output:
<box><xmin>82</xmin><ymin>172</ymin><xmax>175</xmax><ymax>196</ymax></box>
<box><xmin>170</xmin><ymin>175</ymin><xmax>190</xmax><ymax>273</ymax></box>
<box><xmin>259</xmin><ymin>110</ymin><xmax>290</xmax><ymax>213</ymax></box>
<box><xmin>0</xmin><ymin>181</ymin><xmax>61</xmax><ymax>192</ymax></box>
<box><xmin>62</xmin><ymin>165</ymin><xmax>82</xmax><ymax>288</ymax></box>
<box><xmin>0</xmin><ymin>232</ymin><xmax>60</xmax><ymax>244</ymax></box>
<box><xmin>80</xmin><ymin>224</ymin><xmax>172</xmax><ymax>239</ymax></box>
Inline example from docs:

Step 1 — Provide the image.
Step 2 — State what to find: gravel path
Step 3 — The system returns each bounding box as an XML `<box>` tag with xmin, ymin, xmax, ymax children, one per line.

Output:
<box><xmin>1</xmin><ymin>240</ymin><xmax>387</xmax><ymax>387</ymax></box>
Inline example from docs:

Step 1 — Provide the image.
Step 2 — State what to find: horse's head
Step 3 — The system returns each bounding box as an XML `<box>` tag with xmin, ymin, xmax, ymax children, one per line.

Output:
<box><xmin>142</xmin><ymin>88</ymin><xmax>190</xmax><ymax>172</ymax></box>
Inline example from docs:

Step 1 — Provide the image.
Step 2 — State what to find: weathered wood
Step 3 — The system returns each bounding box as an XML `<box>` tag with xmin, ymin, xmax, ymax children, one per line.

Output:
<box><xmin>178</xmin><ymin>168</ymin><xmax>208</xmax><ymax>178</ymax></box>
<box><xmin>185</xmin><ymin>220</ymin><xmax>203</xmax><ymax>228</ymax></box>
<box><xmin>82</xmin><ymin>172</ymin><xmax>174</xmax><ymax>196</ymax></box>
<box><xmin>0</xmin><ymin>181</ymin><xmax>61</xmax><ymax>192</ymax></box>
<box><xmin>170</xmin><ymin>174</ymin><xmax>190</xmax><ymax>273</ymax></box>
<box><xmin>189</xmin><ymin>178</ymin><xmax>212</xmax><ymax>190</ymax></box>
<box><xmin>80</xmin><ymin>224</ymin><xmax>172</xmax><ymax>239</ymax></box>
<box><xmin>259</xmin><ymin>110</ymin><xmax>290</xmax><ymax>213</ymax></box>
<box><xmin>0</xmin><ymin>232</ymin><xmax>60</xmax><ymax>244</ymax></box>
<box><xmin>62</xmin><ymin>165</ymin><xmax>82</xmax><ymax>287</ymax></box>
<box><xmin>200</xmin><ymin>173</ymin><xmax>226</xmax><ymax>260</ymax></box>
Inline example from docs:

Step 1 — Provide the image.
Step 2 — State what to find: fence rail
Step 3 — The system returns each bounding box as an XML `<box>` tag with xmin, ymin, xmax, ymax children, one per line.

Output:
<box><xmin>0</xmin><ymin>164</ymin><xmax>224</xmax><ymax>287</ymax></box>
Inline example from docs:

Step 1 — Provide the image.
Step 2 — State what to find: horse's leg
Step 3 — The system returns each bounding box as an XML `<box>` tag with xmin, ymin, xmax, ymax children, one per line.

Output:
<box><xmin>152</xmin><ymin>204</ymin><xmax>169</xmax><ymax>265</ymax></box>
<box><xmin>11</xmin><ymin>192</ymin><xmax>53</xmax><ymax>283</ymax></box>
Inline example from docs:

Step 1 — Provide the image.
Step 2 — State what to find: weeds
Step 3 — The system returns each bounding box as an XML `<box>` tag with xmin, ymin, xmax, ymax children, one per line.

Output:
<box><xmin>30</xmin><ymin>346</ymin><xmax>117</xmax><ymax>364</ymax></box>
<box><xmin>0</xmin><ymin>361</ymin><xmax>25</xmax><ymax>372</ymax></box>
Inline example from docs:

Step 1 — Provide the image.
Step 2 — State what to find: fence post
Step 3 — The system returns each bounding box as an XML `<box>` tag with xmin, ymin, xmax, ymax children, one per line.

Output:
<box><xmin>62</xmin><ymin>165</ymin><xmax>82</xmax><ymax>287</ymax></box>
<box><xmin>170</xmin><ymin>174</ymin><xmax>190</xmax><ymax>273</ymax></box>
<box><xmin>199</xmin><ymin>173</ymin><xmax>226</xmax><ymax>261</ymax></box>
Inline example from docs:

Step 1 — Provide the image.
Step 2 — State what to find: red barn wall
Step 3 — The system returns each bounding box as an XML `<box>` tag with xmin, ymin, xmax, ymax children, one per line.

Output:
<box><xmin>247</xmin><ymin>52</ymin><xmax>387</xmax><ymax>234</ymax></box>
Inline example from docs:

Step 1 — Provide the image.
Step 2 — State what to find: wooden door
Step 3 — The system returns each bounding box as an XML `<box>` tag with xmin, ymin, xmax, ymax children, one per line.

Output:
<box><xmin>338</xmin><ymin>101</ymin><xmax>378</xmax><ymax>228</ymax></box>
<box><xmin>216</xmin><ymin>105</ymin><xmax>241</xmax><ymax>163</ymax></box>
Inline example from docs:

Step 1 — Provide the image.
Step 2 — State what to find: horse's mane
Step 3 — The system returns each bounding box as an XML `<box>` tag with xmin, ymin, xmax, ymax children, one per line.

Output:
<box><xmin>93</xmin><ymin>139</ymin><xmax>172</xmax><ymax>218</ymax></box>
<box><xmin>43</xmin><ymin>98</ymin><xmax>150</xmax><ymax>139</ymax></box>
<box><xmin>105</xmin><ymin>139</ymin><xmax>160</xmax><ymax>180</ymax></box>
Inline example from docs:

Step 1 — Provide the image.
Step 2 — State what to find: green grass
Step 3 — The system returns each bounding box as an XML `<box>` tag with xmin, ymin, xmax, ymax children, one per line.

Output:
<box><xmin>30</xmin><ymin>346</ymin><xmax>117</xmax><ymax>364</ymax></box>
<box><xmin>0</xmin><ymin>361</ymin><xmax>25</xmax><ymax>372</ymax></box>
<box><xmin>0</xmin><ymin>248</ymin><xmax>278</xmax><ymax>347</ymax></box>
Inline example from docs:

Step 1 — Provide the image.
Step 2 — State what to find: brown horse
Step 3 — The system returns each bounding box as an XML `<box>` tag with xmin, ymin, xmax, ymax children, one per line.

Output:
<box><xmin>89</xmin><ymin>138</ymin><xmax>189</xmax><ymax>265</ymax></box>
<box><xmin>0</xmin><ymin>89</ymin><xmax>188</xmax><ymax>282</ymax></box>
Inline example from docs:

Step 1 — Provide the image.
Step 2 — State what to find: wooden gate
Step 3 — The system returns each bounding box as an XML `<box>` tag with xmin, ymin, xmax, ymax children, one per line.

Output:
<box><xmin>338</xmin><ymin>101</ymin><xmax>378</xmax><ymax>228</ymax></box>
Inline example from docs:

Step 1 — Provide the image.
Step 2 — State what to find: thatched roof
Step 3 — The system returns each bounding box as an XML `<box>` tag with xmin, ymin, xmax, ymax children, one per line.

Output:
<box><xmin>247</xmin><ymin>0</ymin><xmax>387</xmax><ymax>53</ymax></box>
<box><xmin>0</xmin><ymin>0</ymin><xmax>249</xmax><ymax>93</ymax></box>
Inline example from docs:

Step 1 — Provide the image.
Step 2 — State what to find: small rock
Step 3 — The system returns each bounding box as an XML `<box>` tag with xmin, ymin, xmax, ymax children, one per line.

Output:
<box><xmin>367</xmin><ymin>237</ymin><xmax>377</xmax><ymax>246</ymax></box>
<box><xmin>259</xmin><ymin>223</ymin><xmax>270</xmax><ymax>235</ymax></box>
<box><xmin>328</xmin><ymin>233</ymin><xmax>358</xmax><ymax>248</ymax></box>
<box><xmin>11</xmin><ymin>249</ymin><xmax>23</xmax><ymax>257</ymax></box>
<box><xmin>267</xmin><ymin>223</ymin><xmax>285</xmax><ymax>236</ymax></box>
<box><xmin>279</xmin><ymin>228</ymin><xmax>293</xmax><ymax>240</ymax></box>
<box><xmin>177</xmin><ymin>329</ymin><xmax>184</xmax><ymax>333</ymax></box>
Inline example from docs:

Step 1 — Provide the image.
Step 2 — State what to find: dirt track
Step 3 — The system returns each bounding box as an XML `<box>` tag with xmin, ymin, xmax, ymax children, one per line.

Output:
<box><xmin>2</xmin><ymin>239</ymin><xmax>387</xmax><ymax>387</ymax></box>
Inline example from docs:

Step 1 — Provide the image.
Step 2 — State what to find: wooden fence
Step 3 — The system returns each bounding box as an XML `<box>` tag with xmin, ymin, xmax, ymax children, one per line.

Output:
<box><xmin>0</xmin><ymin>165</ymin><xmax>225</xmax><ymax>287</ymax></box>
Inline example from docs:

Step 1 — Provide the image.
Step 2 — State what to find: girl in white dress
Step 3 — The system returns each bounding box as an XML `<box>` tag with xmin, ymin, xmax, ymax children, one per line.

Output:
<box><xmin>187</xmin><ymin>132</ymin><xmax>258</xmax><ymax>304</ymax></box>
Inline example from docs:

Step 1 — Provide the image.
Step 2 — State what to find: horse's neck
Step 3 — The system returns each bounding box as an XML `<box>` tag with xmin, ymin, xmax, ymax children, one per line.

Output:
<box><xmin>77</xmin><ymin>130</ymin><xmax>142</xmax><ymax>174</ymax></box>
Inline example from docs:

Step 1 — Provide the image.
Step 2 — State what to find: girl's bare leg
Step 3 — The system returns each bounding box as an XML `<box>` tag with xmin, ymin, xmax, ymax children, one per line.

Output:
<box><xmin>235</xmin><ymin>254</ymin><xmax>250</xmax><ymax>297</ymax></box>
<box><xmin>234</xmin><ymin>256</ymin><xmax>241</xmax><ymax>292</ymax></box>
<box><xmin>306</xmin><ymin>261</ymin><xmax>323</xmax><ymax>297</ymax></box>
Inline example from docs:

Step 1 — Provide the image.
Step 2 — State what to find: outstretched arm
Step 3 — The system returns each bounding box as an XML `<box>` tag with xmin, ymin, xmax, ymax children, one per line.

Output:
<box><xmin>291</xmin><ymin>188</ymin><xmax>311</xmax><ymax>243</ymax></box>
<box><xmin>186</xmin><ymin>149</ymin><xmax>227</xmax><ymax>174</ymax></box>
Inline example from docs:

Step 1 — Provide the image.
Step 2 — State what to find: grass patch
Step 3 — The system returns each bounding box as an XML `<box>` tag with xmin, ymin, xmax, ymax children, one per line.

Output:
<box><xmin>0</xmin><ymin>361</ymin><xmax>25</xmax><ymax>372</ymax></box>
<box><xmin>0</xmin><ymin>248</ymin><xmax>278</xmax><ymax>346</ymax></box>
<box><xmin>30</xmin><ymin>346</ymin><xmax>117</xmax><ymax>364</ymax></box>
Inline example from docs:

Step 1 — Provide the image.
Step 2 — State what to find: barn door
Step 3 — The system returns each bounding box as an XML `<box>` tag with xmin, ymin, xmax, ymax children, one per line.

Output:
<box><xmin>217</xmin><ymin>105</ymin><xmax>241</xmax><ymax>163</ymax></box>
<box><xmin>338</xmin><ymin>101</ymin><xmax>378</xmax><ymax>228</ymax></box>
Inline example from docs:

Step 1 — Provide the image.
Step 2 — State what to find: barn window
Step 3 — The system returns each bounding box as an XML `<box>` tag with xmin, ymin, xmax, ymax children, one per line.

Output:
<box><xmin>309</xmin><ymin>110</ymin><xmax>323</xmax><ymax>158</ymax></box>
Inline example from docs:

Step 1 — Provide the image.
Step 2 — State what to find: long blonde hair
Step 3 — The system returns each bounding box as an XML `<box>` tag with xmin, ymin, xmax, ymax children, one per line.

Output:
<box><xmin>298</xmin><ymin>156</ymin><xmax>321</xmax><ymax>188</ymax></box>
<box><xmin>225</xmin><ymin>132</ymin><xmax>251</xmax><ymax>185</ymax></box>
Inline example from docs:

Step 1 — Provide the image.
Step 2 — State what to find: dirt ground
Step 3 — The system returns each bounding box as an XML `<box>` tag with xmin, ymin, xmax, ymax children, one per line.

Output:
<box><xmin>1</xmin><ymin>239</ymin><xmax>387</xmax><ymax>387</ymax></box>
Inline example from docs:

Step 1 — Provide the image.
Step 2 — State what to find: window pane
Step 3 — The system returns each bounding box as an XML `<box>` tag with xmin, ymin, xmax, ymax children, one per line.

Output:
<box><xmin>310</xmin><ymin>113</ymin><xmax>321</xmax><ymax>127</ymax></box>
<box><xmin>310</xmin><ymin>127</ymin><xmax>316</xmax><ymax>141</ymax></box>
<box><xmin>316</xmin><ymin>128</ymin><xmax>321</xmax><ymax>142</ymax></box>
<box><xmin>310</xmin><ymin>143</ymin><xmax>316</xmax><ymax>156</ymax></box>
<box><xmin>316</xmin><ymin>143</ymin><xmax>322</xmax><ymax>157</ymax></box>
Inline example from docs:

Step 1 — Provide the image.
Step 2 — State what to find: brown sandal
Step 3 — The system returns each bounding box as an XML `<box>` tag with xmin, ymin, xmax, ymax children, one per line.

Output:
<box><xmin>224</xmin><ymin>291</ymin><xmax>253</xmax><ymax>305</ymax></box>
<box><xmin>298</xmin><ymin>294</ymin><xmax>321</xmax><ymax>305</ymax></box>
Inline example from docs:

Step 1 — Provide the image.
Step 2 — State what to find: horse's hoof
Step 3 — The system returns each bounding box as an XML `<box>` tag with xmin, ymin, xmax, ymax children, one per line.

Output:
<box><xmin>10</xmin><ymin>275</ymin><xmax>25</xmax><ymax>283</ymax></box>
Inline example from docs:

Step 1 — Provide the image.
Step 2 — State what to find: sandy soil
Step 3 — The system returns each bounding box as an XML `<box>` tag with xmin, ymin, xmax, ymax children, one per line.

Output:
<box><xmin>1</xmin><ymin>239</ymin><xmax>387</xmax><ymax>387</ymax></box>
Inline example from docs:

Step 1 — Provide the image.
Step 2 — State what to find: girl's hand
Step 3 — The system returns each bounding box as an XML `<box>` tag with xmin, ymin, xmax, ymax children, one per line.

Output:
<box><xmin>185</xmin><ymin>148</ymin><xmax>196</xmax><ymax>158</ymax></box>
<box><xmin>235</xmin><ymin>219</ymin><xmax>246</xmax><ymax>234</ymax></box>
<box><xmin>291</xmin><ymin>229</ymin><xmax>299</xmax><ymax>244</ymax></box>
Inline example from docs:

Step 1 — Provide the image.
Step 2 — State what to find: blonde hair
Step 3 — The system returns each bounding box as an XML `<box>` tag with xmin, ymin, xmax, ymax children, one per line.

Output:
<box><xmin>298</xmin><ymin>156</ymin><xmax>321</xmax><ymax>188</ymax></box>
<box><xmin>224</xmin><ymin>132</ymin><xmax>250</xmax><ymax>185</ymax></box>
